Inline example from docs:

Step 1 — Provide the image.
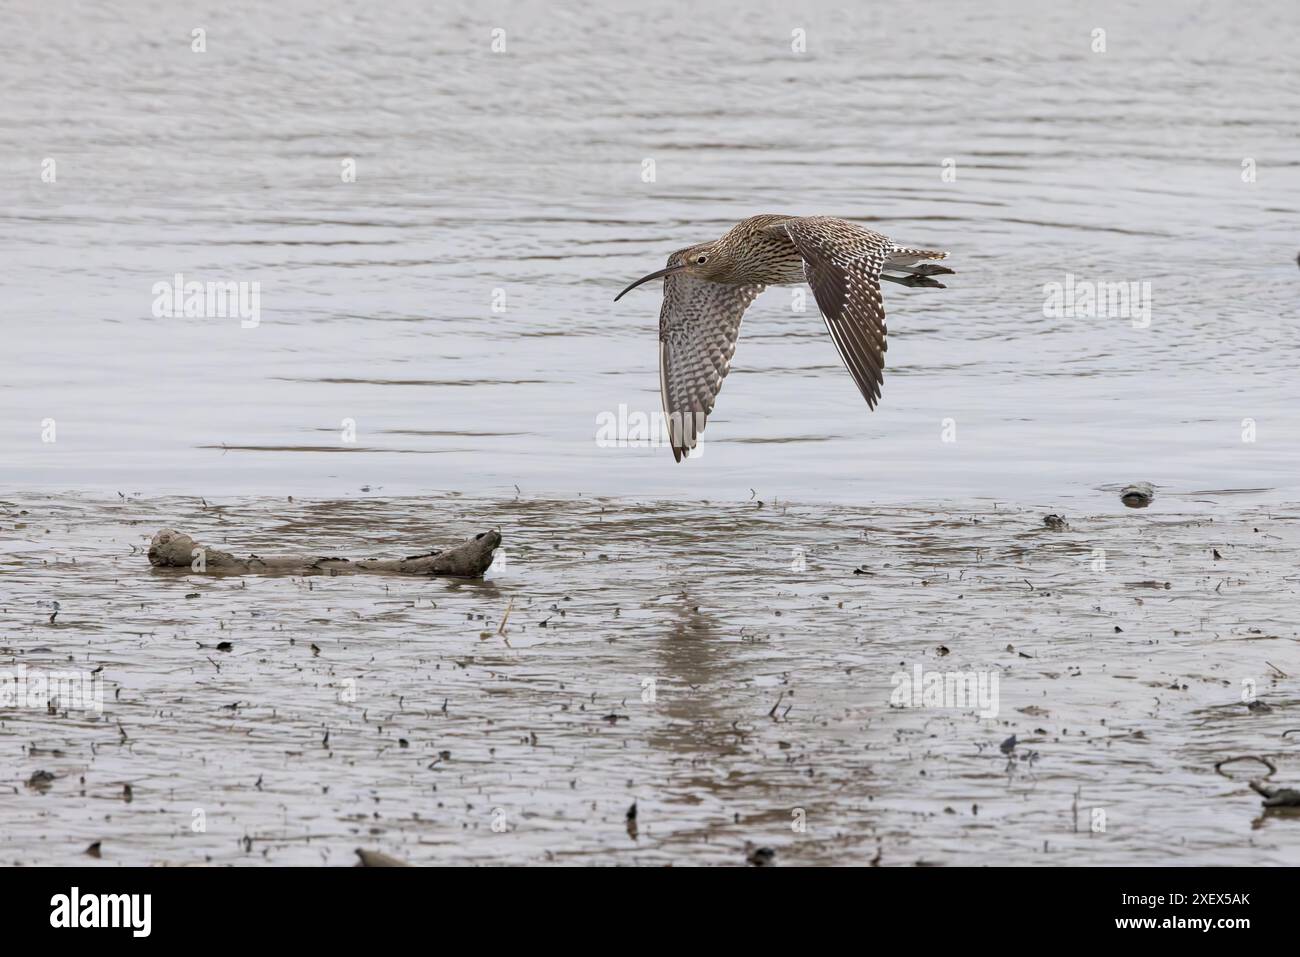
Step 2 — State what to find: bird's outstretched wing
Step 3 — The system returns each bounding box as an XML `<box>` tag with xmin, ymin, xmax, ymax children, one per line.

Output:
<box><xmin>659</xmin><ymin>251</ymin><xmax>765</xmax><ymax>461</ymax></box>
<box><xmin>776</xmin><ymin>216</ymin><xmax>891</xmax><ymax>409</ymax></box>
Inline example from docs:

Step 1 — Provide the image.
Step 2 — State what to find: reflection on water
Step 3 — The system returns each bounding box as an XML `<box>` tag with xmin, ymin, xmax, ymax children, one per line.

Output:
<box><xmin>2</xmin><ymin>491</ymin><xmax>1298</xmax><ymax>865</ymax></box>
<box><xmin>2</xmin><ymin>0</ymin><xmax>1299</xmax><ymax>502</ymax></box>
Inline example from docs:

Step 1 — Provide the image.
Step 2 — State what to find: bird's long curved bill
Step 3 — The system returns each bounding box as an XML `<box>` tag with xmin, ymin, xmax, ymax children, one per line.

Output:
<box><xmin>614</xmin><ymin>264</ymin><xmax>686</xmax><ymax>302</ymax></box>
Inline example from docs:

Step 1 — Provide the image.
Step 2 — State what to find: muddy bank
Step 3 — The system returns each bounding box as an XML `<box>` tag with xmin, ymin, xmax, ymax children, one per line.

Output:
<box><xmin>1</xmin><ymin>492</ymin><xmax>1298</xmax><ymax>865</ymax></box>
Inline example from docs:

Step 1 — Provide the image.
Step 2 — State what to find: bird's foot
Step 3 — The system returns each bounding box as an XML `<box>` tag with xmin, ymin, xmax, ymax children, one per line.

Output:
<box><xmin>883</xmin><ymin>272</ymin><xmax>946</xmax><ymax>288</ymax></box>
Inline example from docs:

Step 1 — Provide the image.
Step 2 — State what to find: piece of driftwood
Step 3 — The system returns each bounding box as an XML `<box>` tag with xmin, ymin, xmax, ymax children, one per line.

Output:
<box><xmin>1214</xmin><ymin>755</ymin><xmax>1275</xmax><ymax>779</ymax></box>
<box><xmin>1212</xmin><ymin>755</ymin><xmax>1298</xmax><ymax>808</ymax></box>
<box><xmin>1120</xmin><ymin>482</ymin><xmax>1155</xmax><ymax>508</ymax></box>
<box><xmin>147</xmin><ymin>527</ymin><xmax>501</xmax><ymax>579</ymax></box>
<box><xmin>1250</xmin><ymin>781</ymin><xmax>1300</xmax><ymax>808</ymax></box>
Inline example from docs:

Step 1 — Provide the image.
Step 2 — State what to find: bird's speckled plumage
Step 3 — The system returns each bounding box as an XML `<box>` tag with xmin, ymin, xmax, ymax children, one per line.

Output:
<box><xmin>619</xmin><ymin>214</ymin><xmax>953</xmax><ymax>461</ymax></box>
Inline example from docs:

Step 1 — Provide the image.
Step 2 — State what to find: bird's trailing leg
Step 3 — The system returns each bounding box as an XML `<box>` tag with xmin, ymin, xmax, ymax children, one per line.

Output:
<box><xmin>897</xmin><ymin>263</ymin><xmax>954</xmax><ymax>277</ymax></box>
<box><xmin>882</xmin><ymin>271</ymin><xmax>946</xmax><ymax>288</ymax></box>
<box><xmin>882</xmin><ymin>262</ymin><xmax>953</xmax><ymax>288</ymax></box>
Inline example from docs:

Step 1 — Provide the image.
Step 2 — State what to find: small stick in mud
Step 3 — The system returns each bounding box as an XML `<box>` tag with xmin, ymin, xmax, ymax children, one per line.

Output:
<box><xmin>147</xmin><ymin>528</ymin><xmax>501</xmax><ymax>579</ymax></box>
<box><xmin>1212</xmin><ymin>754</ymin><xmax>1299</xmax><ymax>807</ymax></box>
<box><xmin>1249</xmin><ymin>781</ymin><xmax>1300</xmax><ymax>808</ymax></box>
<box><xmin>1213</xmin><ymin>755</ymin><xmax>1276</xmax><ymax>779</ymax></box>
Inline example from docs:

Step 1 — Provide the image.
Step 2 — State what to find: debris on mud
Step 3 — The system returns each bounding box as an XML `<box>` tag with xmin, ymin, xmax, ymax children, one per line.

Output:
<box><xmin>1250</xmin><ymin>782</ymin><xmax>1300</xmax><ymax>808</ymax></box>
<box><xmin>745</xmin><ymin>843</ymin><xmax>776</xmax><ymax>867</ymax></box>
<box><xmin>354</xmin><ymin>849</ymin><xmax>411</xmax><ymax>867</ymax></box>
<box><xmin>147</xmin><ymin>527</ymin><xmax>501</xmax><ymax>578</ymax></box>
<box><xmin>1120</xmin><ymin>482</ymin><xmax>1156</xmax><ymax>508</ymax></box>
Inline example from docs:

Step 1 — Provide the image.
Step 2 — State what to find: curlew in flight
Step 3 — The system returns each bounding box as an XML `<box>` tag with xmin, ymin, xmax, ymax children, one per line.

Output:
<box><xmin>614</xmin><ymin>214</ymin><xmax>953</xmax><ymax>461</ymax></box>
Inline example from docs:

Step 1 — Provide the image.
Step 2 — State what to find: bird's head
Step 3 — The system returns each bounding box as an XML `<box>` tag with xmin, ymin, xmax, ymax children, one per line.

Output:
<box><xmin>613</xmin><ymin>241</ymin><xmax>727</xmax><ymax>301</ymax></box>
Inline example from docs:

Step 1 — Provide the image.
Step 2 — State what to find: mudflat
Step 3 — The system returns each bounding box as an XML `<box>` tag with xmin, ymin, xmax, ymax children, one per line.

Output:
<box><xmin>2</xmin><ymin>491</ymin><xmax>1296</xmax><ymax>865</ymax></box>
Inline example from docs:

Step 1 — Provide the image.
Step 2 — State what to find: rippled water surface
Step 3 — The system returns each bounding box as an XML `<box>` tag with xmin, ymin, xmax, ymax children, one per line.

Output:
<box><xmin>2</xmin><ymin>0</ymin><xmax>1299</xmax><ymax>501</ymax></box>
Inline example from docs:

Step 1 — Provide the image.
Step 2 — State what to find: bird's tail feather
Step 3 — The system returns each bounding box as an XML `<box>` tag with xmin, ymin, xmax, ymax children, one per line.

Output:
<box><xmin>883</xmin><ymin>246</ymin><xmax>953</xmax><ymax>288</ymax></box>
<box><xmin>887</xmin><ymin>246</ymin><xmax>950</xmax><ymax>269</ymax></box>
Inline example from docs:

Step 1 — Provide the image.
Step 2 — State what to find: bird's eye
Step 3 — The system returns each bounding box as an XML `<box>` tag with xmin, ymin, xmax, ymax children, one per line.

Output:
<box><xmin>695</xmin><ymin>255</ymin><xmax>708</xmax><ymax>264</ymax></box>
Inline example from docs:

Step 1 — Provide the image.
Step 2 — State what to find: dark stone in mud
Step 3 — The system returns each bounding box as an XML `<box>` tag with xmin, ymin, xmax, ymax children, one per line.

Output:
<box><xmin>1120</xmin><ymin>482</ymin><xmax>1155</xmax><ymax>508</ymax></box>
<box><xmin>148</xmin><ymin>527</ymin><xmax>501</xmax><ymax>578</ymax></box>
<box><xmin>745</xmin><ymin>843</ymin><xmax>776</xmax><ymax>867</ymax></box>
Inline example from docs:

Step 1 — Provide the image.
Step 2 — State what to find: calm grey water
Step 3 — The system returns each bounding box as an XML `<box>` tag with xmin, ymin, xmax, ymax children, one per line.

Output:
<box><xmin>3</xmin><ymin>0</ymin><xmax>1298</xmax><ymax>503</ymax></box>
